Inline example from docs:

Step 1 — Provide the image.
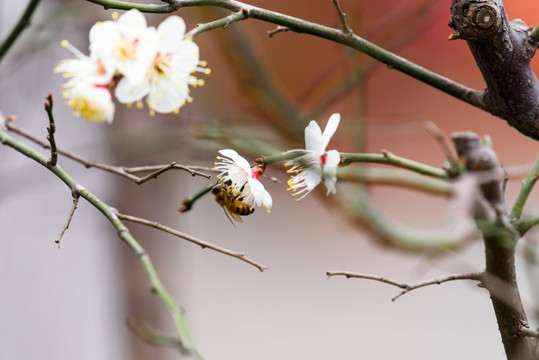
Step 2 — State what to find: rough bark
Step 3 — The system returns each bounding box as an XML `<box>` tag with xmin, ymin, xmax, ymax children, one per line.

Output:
<box><xmin>452</xmin><ymin>132</ymin><xmax>539</xmax><ymax>360</ymax></box>
<box><xmin>450</xmin><ymin>0</ymin><xmax>539</xmax><ymax>140</ymax></box>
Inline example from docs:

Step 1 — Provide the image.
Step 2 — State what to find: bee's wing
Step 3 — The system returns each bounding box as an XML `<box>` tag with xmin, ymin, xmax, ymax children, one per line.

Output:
<box><xmin>223</xmin><ymin>207</ymin><xmax>242</xmax><ymax>226</ymax></box>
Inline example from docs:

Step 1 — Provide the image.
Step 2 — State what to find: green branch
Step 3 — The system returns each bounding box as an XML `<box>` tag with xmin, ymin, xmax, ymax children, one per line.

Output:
<box><xmin>86</xmin><ymin>0</ymin><xmax>486</xmax><ymax>111</ymax></box>
<box><xmin>85</xmin><ymin>0</ymin><xmax>175</xmax><ymax>12</ymax></box>
<box><xmin>511</xmin><ymin>153</ymin><xmax>539</xmax><ymax>220</ymax></box>
<box><xmin>338</xmin><ymin>167</ymin><xmax>452</xmax><ymax>196</ymax></box>
<box><xmin>340</xmin><ymin>151</ymin><xmax>448</xmax><ymax>178</ymax></box>
<box><xmin>0</xmin><ymin>128</ymin><xmax>202</xmax><ymax>359</ymax></box>
<box><xmin>0</xmin><ymin>0</ymin><xmax>42</xmax><ymax>63</ymax></box>
<box><xmin>185</xmin><ymin>10</ymin><xmax>247</xmax><ymax>38</ymax></box>
<box><xmin>532</xmin><ymin>24</ymin><xmax>539</xmax><ymax>41</ymax></box>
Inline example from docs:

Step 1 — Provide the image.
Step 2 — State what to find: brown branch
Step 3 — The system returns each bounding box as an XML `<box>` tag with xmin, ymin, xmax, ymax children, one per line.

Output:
<box><xmin>326</xmin><ymin>270</ymin><xmax>483</xmax><ymax>301</ymax></box>
<box><xmin>115</xmin><ymin>211</ymin><xmax>268</xmax><ymax>272</ymax></box>
<box><xmin>44</xmin><ymin>94</ymin><xmax>57</xmax><ymax>167</ymax></box>
<box><xmin>6</xmin><ymin>123</ymin><xmax>210</xmax><ymax>182</ymax></box>
<box><xmin>452</xmin><ymin>131</ymin><xmax>539</xmax><ymax>360</ymax></box>
<box><xmin>450</xmin><ymin>0</ymin><xmax>539</xmax><ymax>140</ymax></box>
<box><xmin>55</xmin><ymin>192</ymin><xmax>79</xmax><ymax>247</ymax></box>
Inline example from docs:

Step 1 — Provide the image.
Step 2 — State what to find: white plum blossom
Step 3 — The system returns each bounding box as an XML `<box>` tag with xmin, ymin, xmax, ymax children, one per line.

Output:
<box><xmin>62</xmin><ymin>81</ymin><xmax>115</xmax><ymax>124</ymax></box>
<box><xmin>285</xmin><ymin>113</ymin><xmax>341</xmax><ymax>200</ymax></box>
<box><xmin>54</xmin><ymin>41</ymin><xmax>116</xmax><ymax>123</ymax></box>
<box><xmin>214</xmin><ymin>149</ymin><xmax>273</xmax><ymax>212</ymax></box>
<box><xmin>89</xmin><ymin>9</ymin><xmax>158</xmax><ymax>85</ymax></box>
<box><xmin>115</xmin><ymin>15</ymin><xmax>210</xmax><ymax>115</ymax></box>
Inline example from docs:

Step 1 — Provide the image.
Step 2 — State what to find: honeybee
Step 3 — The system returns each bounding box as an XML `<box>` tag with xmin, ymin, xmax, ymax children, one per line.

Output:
<box><xmin>212</xmin><ymin>181</ymin><xmax>255</xmax><ymax>224</ymax></box>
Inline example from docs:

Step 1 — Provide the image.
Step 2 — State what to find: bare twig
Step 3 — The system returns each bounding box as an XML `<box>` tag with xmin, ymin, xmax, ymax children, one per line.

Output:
<box><xmin>55</xmin><ymin>192</ymin><xmax>79</xmax><ymax>247</ymax></box>
<box><xmin>424</xmin><ymin>121</ymin><xmax>458</xmax><ymax>167</ymax></box>
<box><xmin>326</xmin><ymin>270</ymin><xmax>483</xmax><ymax>301</ymax></box>
<box><xmin>6</xmin><ymin>123</ymin><xmax>210</xmax><ymax>182</ymax></box>
<box><xmin>185</xmin><ymin>10</ymin><xmax>247</xmax><ymax>38</ymax></box>
<box><xmin>116</xmin><ymin>211</ymin><xmax>268</xmax><ymax>272</ymax></box>
<box><xmin>44</xmin><ymin>94</ymin><xmax>58</xmax><ymax>167</ymax></box>
<box><xmin>331</xmin><ymin>0</ymin><xmax>352</xmax><ymax>34</ymax></box>
<box><xmin>267</xmin><ymin>25</ymin><xmax>290</xmax><ymax>37</ymax></box>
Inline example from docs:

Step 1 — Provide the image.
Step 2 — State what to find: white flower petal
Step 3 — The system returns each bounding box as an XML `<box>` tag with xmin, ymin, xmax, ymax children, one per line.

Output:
<box><xmin>218</xmin><ymin>149</ymin><xmax>252</xmax><ymax>175</ymax></box>
<box><xmin>320</xmin><ymin>113</ymin><xmax>340</xmax><ymax>151</ymax></box>
<box><xmin>304</xmin><ymin>120</ymin><xmax>323</xmax><ymax>152</ymax></box>
<box><xmin>157</xmin><ymin>16</ymin><xmax>186</xmax><ymax>53</ymax></box>
<box><xmin>115</xmin><ymin>77</ymin><xmax>150</xmax><ymax>103</ymax></box>
<box><xmin>117</xmin><ymin>9</ymin><xmax>148</xmax><ymax>34</ymax></box>
<box><xmin>323</xmin><ymin>150</ymin><xmax>340</xmax><ymax>195</ymax></box>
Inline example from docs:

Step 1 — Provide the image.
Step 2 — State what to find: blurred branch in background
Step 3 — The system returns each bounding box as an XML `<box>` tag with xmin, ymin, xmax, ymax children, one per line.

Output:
<box><xmin>0</xmin><ymin>0</ymin><xmax>42</xmax><ymax>62</ymax></box>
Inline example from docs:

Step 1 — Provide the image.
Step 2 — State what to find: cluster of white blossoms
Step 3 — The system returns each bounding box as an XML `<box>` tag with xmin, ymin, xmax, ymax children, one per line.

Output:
<box><xmin>54</xmin><ymin>9</ymin><xmax>209</xmax><ymax>123</ymax></box>
<box><xmin>215</xmin><ymin>113</ymin><xmax>341</xmax><ymax>217</ymax></box>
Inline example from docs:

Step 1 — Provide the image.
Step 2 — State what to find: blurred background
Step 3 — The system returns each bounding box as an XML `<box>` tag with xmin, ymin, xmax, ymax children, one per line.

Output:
<box><xmin>1</xmin><ymin>0</ymin><xmax>539</xmax><ymax>359</ymax></box>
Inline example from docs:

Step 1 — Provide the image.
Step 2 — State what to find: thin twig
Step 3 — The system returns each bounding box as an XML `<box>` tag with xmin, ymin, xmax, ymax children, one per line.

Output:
<box><xmin>424</xmin><ymin>121</ymin><xmax>458</xmax><ymax>166</ymax></box>
<box><xmin>326</xmin><ymin>270</ymin><xmax>483</xmax><ymax>301</ymax></box>
<box><xmin>178</xmin><ymin>183</ymin><xmax>215</xmax><ymax>213</ymax></box>
<box><xmin>185</xmin><ymin>10</ymin><xmax>247</xmax><ymax>38</ymax></box>
<box><xmin>6</xmin><ymin>123</ymin><xmax>210</xmax><ymax>182</ymax></box>
<box><xmin>44</xmin><ymin>94</ymin><xmax>58</xmax><ymax>167</ymax></box>
<box><xmin>116</xmin><ymin>211</ymin><xmax>268</xmax><ymax>272</ymax></box>
<box><xmin>55</xmin><ymin>193</ymin><xmax>79</xmax><ymax>247</ymax></box>
<box><xmin>0</xmin><ymin>0</ymin><xmax>42</xmax><ymax>63</ymax></box>
<box><xmin>267</xmin><ymin>26</ymin><xmax>290</xmax><ymax>37</ymax></box>
<box><xmin>331</xmin><ymin>0</ymin><xmax>352</xmax><ymax>34</ymax></box>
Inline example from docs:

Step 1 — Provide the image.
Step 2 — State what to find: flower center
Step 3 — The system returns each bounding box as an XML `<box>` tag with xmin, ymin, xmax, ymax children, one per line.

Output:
<box><xmin>320</xmin><ymin>153</ymin><xmax>327</xmax><ymax>166</ymax></box>
<box><xmin>115</xmin><ymin>35</ymin><xmax>138</xmax><ymax>61</ymax></box>
<box><xmin>251</xmin><ymin>164</ymin><xmax>265</xmax><ymax>180</ymax></box>
<box><xmin>152</xmin><ymin>52</ymin><xmax>171</xmax><ymax>77</ymax></box>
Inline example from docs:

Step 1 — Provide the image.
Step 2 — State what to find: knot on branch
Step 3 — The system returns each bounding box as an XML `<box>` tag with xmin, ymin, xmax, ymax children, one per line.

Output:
<box><xmin>450</xmin><ymin>0</ymin><xmax>502</xmax><ymax>39</ymax></box>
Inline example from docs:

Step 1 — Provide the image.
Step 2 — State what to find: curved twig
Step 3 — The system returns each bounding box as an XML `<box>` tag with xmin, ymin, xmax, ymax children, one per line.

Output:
<box><xmin>116</xmin><ymin>211</ymin><xmax>268</xmax><ymax>272</ymax></box>
<box><xmin>6</xmin><ymin>122</ymin><xmax>210</xmax><ymax>182</ymax></box>
<box><xmin>326</xmin><ymin>270</ymin><xmax>483</xmax><ymax>301</ymax></box>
